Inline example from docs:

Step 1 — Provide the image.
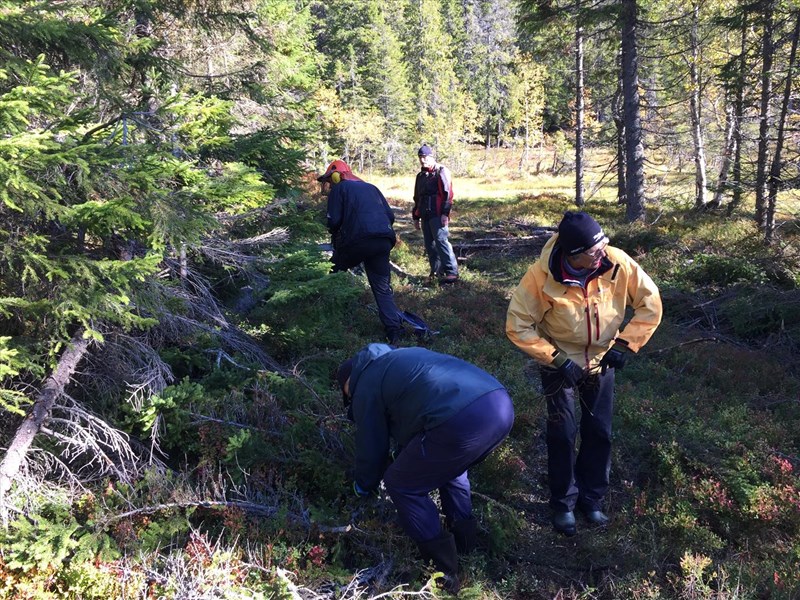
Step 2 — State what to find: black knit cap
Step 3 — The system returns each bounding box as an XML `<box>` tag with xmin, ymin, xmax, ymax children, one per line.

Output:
<box><xmin>336</xmin><ymin>358</ymin><xmax>354</xmax><ymax>406</ymax></box>
<box><xmin>418</xmin><ymin>144</ymin><xmax>434</xmax><ymax>157</ymax></box>
<box><xmin>557</xmin><ymin>211</ymin><xmax>606</xmax><ymax>256</ymax></box>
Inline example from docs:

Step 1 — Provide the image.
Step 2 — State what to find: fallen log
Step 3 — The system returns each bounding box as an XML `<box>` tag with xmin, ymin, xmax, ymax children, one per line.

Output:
<box><xmin>389</xmin><ymin>260</ymin><xmax>425</xmax><ymax>282</ymax></box>
<box><xmin>453</xmin><ymin>233</ymin><xmax>552</xmax><ymax>252</ymax></box>
<box><xmin>0</xmin><ymin>332</ymin><xmax>90</xmax><ymax>524</ymax></box>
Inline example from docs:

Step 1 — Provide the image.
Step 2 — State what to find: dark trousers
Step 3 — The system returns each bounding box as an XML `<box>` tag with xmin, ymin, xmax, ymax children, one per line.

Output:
<box><xmin>421</xmin><ymin>215</ymin><xmax>458</xmax><ymax>277</ymax></box>
<box><xmin>383</xmin><ymin>389</ymin><xmax>514</xmax><ymax>543</ymax></box>
<box><xmin>333</xmin><ymin>237</ymin><xmax>402</xmax><ymax>337</ymax></box>
<box><xmin>541</xmin><ymin>367</ymin><xmax>615</xmax><ymax>513</ymax></box>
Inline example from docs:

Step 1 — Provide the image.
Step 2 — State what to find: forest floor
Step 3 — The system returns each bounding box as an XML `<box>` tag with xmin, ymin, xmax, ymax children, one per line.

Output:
<box><xmin>298</xmin><ymin>164</ymin><xmax>800</xmax><ymax>598</ymax></box>
<box><xmin>381</xmin><ymin>193</ymin><xmax>630</xmax><ymax>598</ymax></box>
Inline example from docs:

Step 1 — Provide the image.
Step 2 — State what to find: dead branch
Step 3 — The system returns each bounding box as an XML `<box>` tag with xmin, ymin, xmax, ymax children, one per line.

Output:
<box><xmin>113</xmin><ymin>334</ymin><xmax>174</xmax><ymax>411</ymax></box>
<box><xmin>471</xmin><ymin>491</ymin><xmax>521</xmax><ymax>515</ymax></box>
<box><xmin>223</xmin><ymin>228</ymin><xmax>290</xmax><ymax>248</ymax></box>
<box><xmin>101</xmin><ymin>499</ymin><xmax>281</xmax><ymax>523</ymax></box>
<box><xmin>99</xmin><ymin>498</ymin><xmax>352</xmax><ymax>535</ymax></box>
<box><xmin>196</xmin><ymin>228</ymin><xmax>288</xmax><ymax>268</ymax></box>
<box><xmin>642</xmin><ymin>337</ymin><xmax>720</xmax><ymax>356</ymax></box>
<box><xmin>142</xmin><ymin>271</ymin><xmax>287</xmax><ymax>375</ymax></box>
<box><xmin>187</xmin><ymin>412</ymin><xmax>276</xmax><ymax>433</ymax></box>
<box><xmin>508</xmin><ymin>221</ymin><xmax>558</xmax><ymax>234</ymax></box>
<box><xmin>214</xmin><ymin>200</ymin><xmax>291</xmax><ymax>223</ymax></box>
<box><xmin>48</xmin><ymin>393</ymin><xmax>150</xmax><ymax>482</ymax></box>
<box><xmin>0</xmin><ymin>332</ymin><xmax>91</xmax><ymax>525</ymax></box>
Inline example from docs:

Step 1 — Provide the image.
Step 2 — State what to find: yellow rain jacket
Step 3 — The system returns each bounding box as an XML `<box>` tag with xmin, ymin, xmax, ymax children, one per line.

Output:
<box><xmin>506</xmin><ymin>234</ymin><xmax>663</xmax><ymax>370</ymax></box>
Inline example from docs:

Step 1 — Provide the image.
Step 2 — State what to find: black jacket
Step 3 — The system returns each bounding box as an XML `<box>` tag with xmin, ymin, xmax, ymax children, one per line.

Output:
<box><xmin>326</xmin><ymin>180</ymin><xmax>396</xmax><ymax>249</ymax></box>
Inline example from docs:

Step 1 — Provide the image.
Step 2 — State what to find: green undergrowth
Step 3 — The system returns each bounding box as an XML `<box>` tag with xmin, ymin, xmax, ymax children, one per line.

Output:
<box><xmin>2</xmin><ymin>184</ymin><xmax>799</xmax><ymax>598</ymax></box>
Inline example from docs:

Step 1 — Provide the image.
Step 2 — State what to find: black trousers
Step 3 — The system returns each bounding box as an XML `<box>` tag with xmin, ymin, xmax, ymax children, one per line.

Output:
<box><xmin>332</xmin><ymin>237</ymin><xmax>402</xmax><ymax>337</ymax></box>
<box><xmin>540</xmin><ymin>366</ymin><xmax>615</xmax><ymax>513</ymax></box>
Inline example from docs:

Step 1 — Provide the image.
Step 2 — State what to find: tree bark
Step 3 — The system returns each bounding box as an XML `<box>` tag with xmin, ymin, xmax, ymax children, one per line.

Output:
<box><xmin>519</xmin><ymin>91</ymin><xmax>530</xmax><ymax>173</ymax></box>
<box><xmin>728</xmin><ymin>15</ymin><xmax>749</xmax><ymax>216</ymax></box>
<box><xmin>613</xmin><ymin>48</ymin><xmax>626</xmax><ymax>205</ymax></box>
<box><xmin>755</xmin><ymin>3</ymin><xmax>775</xmax><ymax>228</ymax></box>
<box><xmin>765</xmin><ymin>11</ymin><xmax>800</xmax><ymax>243</ymax></box>
<box><xmin>0</xmin><ymin>333</ymin><xmax>90</xmax><ymax>523</ymax></box>
<box><xmin>621</xmin><ymin>0</ymin><xmax>646</xmax><ymax>222</ymax></box>
<box><xmin>575</xmin><ymin>16</ymin><xmax>585</xmax><ymax>207</ymax></box>
<box><xmin>689</xmin><ymin>3</ymin><xmax>709</xmax><ymax>209</ymax></box>
<box><xmin>711</xmin><ymin>101</ymin><xmax>735</xmax><ymax>208</ymax></box>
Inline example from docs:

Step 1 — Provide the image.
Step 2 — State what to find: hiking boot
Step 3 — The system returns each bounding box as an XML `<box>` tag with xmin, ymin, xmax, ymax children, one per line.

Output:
<box><xmin>440</xmin><ymin>274</ymin><xmax>459</xmax><ymax>284</ymax></box>
<box><xmin>552</xmin><ymin>511</ymin><xmax>577</xmax><ymax>536</ymax></box>
<box><xmin>417</xmin><ymin>532</ymin><xmax>460</xmax><ymax>594</ymax></box>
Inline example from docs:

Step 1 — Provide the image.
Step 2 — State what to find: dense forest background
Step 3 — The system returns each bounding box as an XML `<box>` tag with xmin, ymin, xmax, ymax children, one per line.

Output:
<box><xmin>1</xmin><ymin>0</ymin><xmax>799</xmax><ymax>598</ymax></box>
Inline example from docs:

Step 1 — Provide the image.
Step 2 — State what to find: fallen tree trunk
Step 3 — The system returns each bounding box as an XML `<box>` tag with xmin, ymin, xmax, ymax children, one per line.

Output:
<box><xmin>0</xmin><ymin>332</ymin><xmax>90</xmax><ymax>523</ymax></box>
<box><xmin>389</xmin><ymin>260</ymin><xmax>424</xmax><ymax>282</ymax></box>
<box><xmin>453</xmin><ymin>233</ymin><xmax>552</xmax><ymax>252</ymax></box>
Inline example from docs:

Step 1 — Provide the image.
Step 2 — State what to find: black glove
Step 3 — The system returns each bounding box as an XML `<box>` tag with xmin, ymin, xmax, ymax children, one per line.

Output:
<box><xmin>599</xmin><ymin>342</ymin><xmax>630</xmax><ymax>374</ymax></box>
<box><xmin>552</xmin><ymin>353</ymin><xmax>584</xmax><ymax>388</ymax></box>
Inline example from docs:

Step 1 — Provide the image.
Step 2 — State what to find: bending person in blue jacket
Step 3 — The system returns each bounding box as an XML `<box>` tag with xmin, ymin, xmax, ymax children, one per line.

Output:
<box><xmin>319</xmin><ymin>160</ymin><xmax>404</xmax><ymax>344</ymax></box>
<box><xmin>336</xmin><ymin>343</ymin><xmax>515</xmax><ymax>593</ymax></box>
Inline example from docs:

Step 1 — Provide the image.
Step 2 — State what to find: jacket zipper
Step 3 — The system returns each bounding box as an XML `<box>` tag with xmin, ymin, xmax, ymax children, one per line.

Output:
<box><xmin>583</xmin><ymin>287</ymin><xmax>592</xmax><ymax>368</ymax></box>
<box><xmin>594</xmin><ymin>304</ymin><xmax>600</xmax><ymax>341</ymax></box>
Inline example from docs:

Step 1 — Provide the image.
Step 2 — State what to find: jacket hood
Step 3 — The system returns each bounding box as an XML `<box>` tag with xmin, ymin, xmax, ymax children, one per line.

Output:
<box><xmin>540</xmin><ymin>233</ymin><xmax>558</xmax><ymax>264</ymax></box>
<box><xmin>348</xmin><ymin>343</ymin><xmax>394</xmax><ymax>398</ymax></box>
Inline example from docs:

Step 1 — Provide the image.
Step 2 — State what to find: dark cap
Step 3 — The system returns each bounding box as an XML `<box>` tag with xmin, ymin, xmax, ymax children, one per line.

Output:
<box><xmin>557</xmin><ymin>211</ymin><xmax>606</xmax><ymax>256</ymax></box>
<box><xmin>336</xmin><ymin>358</ymin><xmax>354</xmax><ymax>406</ymax></box>
<box><xmin>417</xmin><ymin>144</ymin><xmax>434</xmax><ymax>157</ymax></box>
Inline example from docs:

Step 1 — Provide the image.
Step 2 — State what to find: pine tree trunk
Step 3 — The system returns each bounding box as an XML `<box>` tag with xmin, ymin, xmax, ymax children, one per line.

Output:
<box><xmin>690</xmin><ymin>3</ymin><xmax>709</xmax><ymax>209</ymax></box>
<box><xmin>614</xmin><ymin>49</ymin><xmax>626</xmax><ymax>205</ymax></box>
<box><xmin>519</xmin><ymin>96</ymin><xmax>530</xmax><ymax>173</ymax></box>
<box><xmin>765</xmin><ymin>12</ymin><xmax>800</xmax><ymax>243</ymax></box>
<box><xmin>755</xmin><ymin>4</ymin><xmax>775</xmax><ymax>228</ymax></box>
<box><xmin>575</xmin><ymin>19</ymin><xmax>585</xmax><ymax>207</ymax></box>
<box><xmin>622</xmin><ymin>0</ymin><xmax>646</xmax><ymax>222</ymax></box>
<box><xmin>727</xmin><ymin>16</ymin><xmax>749</xmax><ymax>217</ymax></box>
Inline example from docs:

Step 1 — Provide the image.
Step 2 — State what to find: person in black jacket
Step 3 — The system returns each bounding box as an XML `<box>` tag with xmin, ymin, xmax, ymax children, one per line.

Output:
<box><xmin>319</xmin><ymin>160</ymin><xmax>404</xmax><ymax>343</ymax></box>
<box><xmin>337</xmin><ymin>343</ymin><xmax>515</xmax><ymax>594</ymax></box>
<box><xmin>412</xmin><ymin>145</ymin><xmax>459</xmax><ymax>283</ymax></box>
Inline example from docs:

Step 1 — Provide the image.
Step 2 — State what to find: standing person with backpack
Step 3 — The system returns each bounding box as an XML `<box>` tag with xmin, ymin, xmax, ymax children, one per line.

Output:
<box><xmin>412</xmin><ymin>145</ymin><xmax>459</xmax><ymax>283</ymax></box>
<box><xmin>320</xmin><ymin>160</ymin><xmax>405</xmax><ymax>344</ymax></box>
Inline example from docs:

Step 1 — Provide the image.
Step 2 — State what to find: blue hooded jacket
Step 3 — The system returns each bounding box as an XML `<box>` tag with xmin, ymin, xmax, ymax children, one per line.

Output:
<box><xmin>326</xmin><ymin>179</ymin><xmax>396</xmax><ymax>250</ymax></box>
<box><xmin>348</xmin><ymin>344</ymin><xmax>506</xmax><ymax>491</ymax></box>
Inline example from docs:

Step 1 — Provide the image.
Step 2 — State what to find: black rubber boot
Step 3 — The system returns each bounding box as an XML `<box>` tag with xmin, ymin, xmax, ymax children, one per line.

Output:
<box><xmin>450</xmin><ymin>517</ymin><xmax>478</xmax><ymax>554</ymax></box>
<box><xmin>417</xmin><ymin>532</ymin><xmax>461</xmax><ymax>594</ymax></box>
<box><xmin>552</xmin><ymin>510</ymin><xmax>577</xmax><ymax>536</ymax></box>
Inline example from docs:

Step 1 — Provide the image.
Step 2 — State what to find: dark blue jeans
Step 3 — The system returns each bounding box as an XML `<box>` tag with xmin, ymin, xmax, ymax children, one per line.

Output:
<box><xmin>333</xmin><ymin>237</ymin><xmax>402</xmax><ymax>338</ymax></box>
<box><xmin>382</xmin><ymin>389</ymin><xmax>514</xmax><ymax>543</ymax></box>
<box><xmin>421</xmin><ymin>215</ymin><xmax>458</xmax><ymax>277</ymax></box>
<box><xmin>541</xmin><ymin>366</ymin><xmax>615</xmax><ymax>513</ymax></box>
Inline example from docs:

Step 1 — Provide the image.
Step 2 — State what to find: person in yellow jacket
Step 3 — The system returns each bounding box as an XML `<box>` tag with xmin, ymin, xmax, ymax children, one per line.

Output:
<box><xmin>506</xmin><ymin>211</ymin><xmax>662</xmax><ymax>536</ymax></box>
